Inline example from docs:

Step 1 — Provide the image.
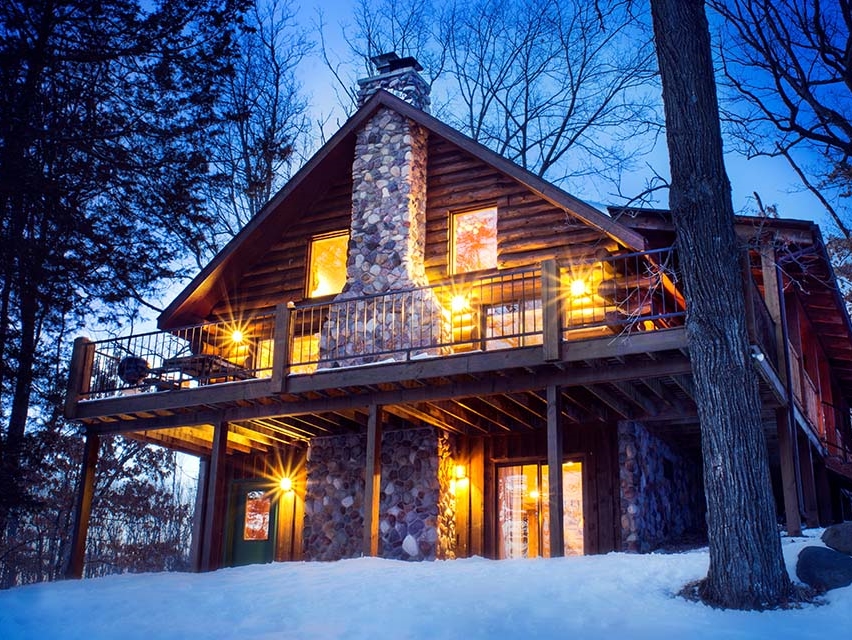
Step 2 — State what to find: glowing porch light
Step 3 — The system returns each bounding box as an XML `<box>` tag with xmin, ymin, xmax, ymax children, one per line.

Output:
<box><xmin>279</xmin><ymin>477</ymin><xmax>294</xmax><ymax>492</ymax></box>
<box><xmin>454</xmin><ymin>464</ymin><xmax>467</xmax><ymax>480</ymax></box>
<box><xmin>569</xmin><ymin>278</ymin><xmax>587</xmax><ymax>298</ymax></box>
<box><xmin>451</xmin><ymin>294</ymin><xmax>469</xmax><ymax>313</ymax></box>
<box><xmin>529</xmin><ymin>489</ymin><xmax>540</xmax><ymax>500</ymax></box>
<box><xmin>231</xmin><ymin>329</ymin><xmax>245</xmax><ymax>343</ymax></box>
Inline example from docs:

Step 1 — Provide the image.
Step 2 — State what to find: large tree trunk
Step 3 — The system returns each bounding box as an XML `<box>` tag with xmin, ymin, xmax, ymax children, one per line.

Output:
<box><xmin>650</xmin><ymin>0</ymin><xmax>791</xmax><ymax>609</ymax></box>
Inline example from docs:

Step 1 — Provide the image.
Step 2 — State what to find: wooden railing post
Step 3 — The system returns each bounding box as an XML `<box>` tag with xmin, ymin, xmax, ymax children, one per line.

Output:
<box><xmin>541</xmin><ymin>260</ymin><xmax>562</xmax><ymax>361</ymax></box>
<box><xmin>271</xmin><ymin>302</ymin><xmax>291</xmax><ymax>392</ymax></box>
<box><xmin>64</xmin><ymin>337</ymin><xmax>93</xmax><ymax>418</ymax></box>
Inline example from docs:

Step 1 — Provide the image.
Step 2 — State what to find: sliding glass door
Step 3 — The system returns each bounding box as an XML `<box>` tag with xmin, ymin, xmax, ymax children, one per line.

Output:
<box><xmin>497</xmin><ymin>461</ymin><xmax>584</xmax><ymax>558</ymax></box>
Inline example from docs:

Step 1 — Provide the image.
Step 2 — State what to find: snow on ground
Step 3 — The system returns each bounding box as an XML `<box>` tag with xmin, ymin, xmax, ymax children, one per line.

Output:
<box><xmin>0</xmin><ymin>530</ymin><xmax>849</xmax><ymax>640</ymax></box>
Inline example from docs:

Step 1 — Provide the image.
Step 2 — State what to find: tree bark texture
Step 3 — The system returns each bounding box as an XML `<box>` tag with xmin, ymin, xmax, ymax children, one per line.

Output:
<box><xmin>650</xmin><ymin>0</ymin><xmax>791</xmax><ymax>609</ymax></box>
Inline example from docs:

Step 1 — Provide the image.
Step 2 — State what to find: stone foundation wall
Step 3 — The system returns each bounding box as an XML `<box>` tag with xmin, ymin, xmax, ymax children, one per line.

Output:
<box><xmin>303</xmin><ymin>427</ymin><xmax>457</xmax><ymax>561</ymax></box>
<box><xmin>618</xmin><ymin>421</ymin><xmax>704</xmax><ymax>552</ymax></box>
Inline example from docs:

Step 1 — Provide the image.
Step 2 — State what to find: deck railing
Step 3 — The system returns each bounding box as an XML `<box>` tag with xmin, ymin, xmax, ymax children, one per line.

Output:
<box><xmin>72</xmin><ymin>248</ymin><xmax>687</xmax><ymax>400</ymax></box>
<box><xmin>80</xmin><ymin>315</ymin><xmax>275</xmax><ymax>399</ymax></box>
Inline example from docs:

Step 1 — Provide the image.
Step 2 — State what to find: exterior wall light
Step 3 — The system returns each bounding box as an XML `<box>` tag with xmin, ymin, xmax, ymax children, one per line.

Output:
<box><xmin>454</xmin><ymin>464</ymin><xmax>467</xmax><ymax>480</ymax></box>
<box><xmin>231</xmin><ymin>329</ymin><xmax>244</xmax><ymax>344</ymax></box>
<box><xmin>279</xmin><ymin>477</ymin><xmax>294</xmax><ymax>492</ymax></box>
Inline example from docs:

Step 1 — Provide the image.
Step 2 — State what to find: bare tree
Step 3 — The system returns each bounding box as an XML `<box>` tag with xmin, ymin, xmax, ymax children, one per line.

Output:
<box><xmin>651</xmin><ymin>0</ymin><xmax>793</xmax><ymax>609</ymax></box>
<box><xmin>438</xmin><ymin>0</ymin><xmax>659</xmax><ymax>185</ymax></box>
<box><xmin>713</xmin><ymin>0</ymin><xmax>852</xmax><ymax>238</ymax></box>
<box><xmin>201</xmin><ymin>0</ymin><xmax>312</xmax><ymax>263</ymax></box>
<box><xmin>317</xmin><ymin>0</ymin><xmax>445</xmax><ymax>118</ymax></box>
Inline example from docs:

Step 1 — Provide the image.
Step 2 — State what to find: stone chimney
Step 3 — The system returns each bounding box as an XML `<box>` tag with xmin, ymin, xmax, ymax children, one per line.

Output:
<box><xmin>356</xmin><ymin>52</ymin><xmax>431</xmax><ymax>113</ymax></box>
<box><xmin>320</xmin><ymin>53</ymin><xmax>448</xmax><ymax>366</ymax></box>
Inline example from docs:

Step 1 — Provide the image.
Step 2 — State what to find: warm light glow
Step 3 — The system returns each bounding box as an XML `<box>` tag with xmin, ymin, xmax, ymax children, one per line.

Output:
<box><xmin>454</xmin><ymin>464</ymin><xmax>467</xmax><ymax>480</ymax></box>
<box><xmin>451</xmin><ymin>295</ymin><xmax>469</xmax><ymax>313</ymax></box>
<box><xmin>231</xmin><ymin>329</ymin><xmax>244</xmax><ymax>343</ymax></box>
<box><xmin>529</xmin><ymin>489</ymin><xmax>540</xmax><ymax>500</ymax></box>
<box><xmin>569</xmin><ymin>279</ymin><xmax>587</xmax><ymax>298</ymax></box>
<box><xmin>279</xmin><ymin>477</ymin><xmax>293</xmax><ymax>492</ymax></box>
<box><xmin>309</xmin><ymin>232</ymin><xmax>349</xmax><ymax>297</ymax></box>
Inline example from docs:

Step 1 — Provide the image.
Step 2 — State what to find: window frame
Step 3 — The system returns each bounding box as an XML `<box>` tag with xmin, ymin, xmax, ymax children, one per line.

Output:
<box><xmin>449</xmin><ymin>206</ymin><xmax>498</xmax><ymax>275</ymax></box>
<box><xmin>306</xmin><ymin>230</ymin><xmax>350</xmax><ymax>299</ymax></box>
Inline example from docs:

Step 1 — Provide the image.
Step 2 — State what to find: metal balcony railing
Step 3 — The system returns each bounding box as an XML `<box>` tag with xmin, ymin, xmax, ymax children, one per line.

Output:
<box><xmin>80</xmin><ymin>315</ymin><xmax>275</xmax><ymax>399</ymax></box>
<box><xmin>72</xmin><ymin>248</ymin><xmax>688</xmax><ymax>400</ymax></box>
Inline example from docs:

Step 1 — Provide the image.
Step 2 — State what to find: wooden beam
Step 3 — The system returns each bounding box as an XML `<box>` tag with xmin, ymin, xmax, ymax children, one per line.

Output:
<box><xmin>542</xmin><ymin>259</ymin><xmax>562</xmax><ymax>361</ymax></box>
<box><xmin>201</xmin><ymin>422</ymin><xmax>229</xmax><ymax>572</ymax></box>
<box><xmin>546</xmin><ymin>385</ymin><xmax>564</xmax><ymax>557</ymax></box>
<box><xmin>797</xmin><ymin>432</ymin><xmax>820</xmax><ymax>528</ymax></box>
<box><xmin>776</xmin><ymin>408</ymin><xmax>802</xmax><ymax>536</ymax></box>
<box><xmin>83</xmin><ymin>355</ymin><xmax>694</xmax><ymax>436</ymax></box>
<box><xmin>469</xmin><ymin>437</ymin><xmax>485</xmax><ymax>557</ymax></box>
<box><xmin>363</xmin><ymin>404</ymin><xmax>383</xmax><ymax>557</ymax></box>
<box><xmin>190</xmin><ymin>457</ymin><xmax>209</xmax><ymax>572</ymax></box>
<box><xmin>65</xmin><ymin>432</ymin><xmax>99</xmax><ymax>579</ymax></box>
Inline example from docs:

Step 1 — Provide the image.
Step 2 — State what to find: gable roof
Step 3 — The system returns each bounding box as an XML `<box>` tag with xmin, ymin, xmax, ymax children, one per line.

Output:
<box><xmin>159</xmin><ymin>90</ymin><xmax>646</xmax><ymax>329</ymax></box>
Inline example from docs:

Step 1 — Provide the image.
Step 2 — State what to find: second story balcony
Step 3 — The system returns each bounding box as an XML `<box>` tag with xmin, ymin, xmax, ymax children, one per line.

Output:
<box><xmin>67</xmin><ymin>248</ymin><xmax>691</xmax><ymax>415</ymax></box>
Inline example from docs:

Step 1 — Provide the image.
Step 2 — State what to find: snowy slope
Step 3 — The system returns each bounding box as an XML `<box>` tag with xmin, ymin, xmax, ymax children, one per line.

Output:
<box><xmin>0</xmin><ymin>530</ymin><xmax>848</xmax><ymax>640</ymax></box>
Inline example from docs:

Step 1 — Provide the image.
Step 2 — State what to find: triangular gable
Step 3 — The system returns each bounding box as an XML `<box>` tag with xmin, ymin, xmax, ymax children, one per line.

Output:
<box><xmin>160</xmin><ymin>90</ymin><xmax>646</xmax><ymax>329</ymax></box>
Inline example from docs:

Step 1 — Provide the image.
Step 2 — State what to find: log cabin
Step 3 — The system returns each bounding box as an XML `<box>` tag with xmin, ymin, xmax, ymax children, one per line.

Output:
<box><xmin>64</xmin><ymin>54</ymin><xmax>852</xmax><ymax>575</ymax></box>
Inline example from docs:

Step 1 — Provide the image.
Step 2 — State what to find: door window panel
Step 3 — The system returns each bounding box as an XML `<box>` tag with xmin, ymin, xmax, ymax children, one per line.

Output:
<box><xmin>497</xmin><ymin>461</ymin><xmax>583</xmax><ymax>558</ymax></box>
<box><xmin>243</xmin><ymin>490</ymin><xmax>271</xmax><ymax>541</ymax></box>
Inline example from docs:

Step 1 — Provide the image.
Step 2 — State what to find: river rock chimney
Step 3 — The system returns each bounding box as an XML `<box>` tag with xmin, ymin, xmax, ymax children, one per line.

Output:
<box><xmin>320</xmin><ymin>53</ymin><xmax>447</xmax><ymax>366</ymax></box>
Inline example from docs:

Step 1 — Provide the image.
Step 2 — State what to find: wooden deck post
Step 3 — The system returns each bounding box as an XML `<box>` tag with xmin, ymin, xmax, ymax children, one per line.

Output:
<box><xmin>797</xmin><ymin>433</ymin><xmax>820</xmax><ymax>528</ymax></box>
<box><xmin>469</xmin><ymin>437</ymin><xmax>485</xmax><ymax>557</ymax></box>
<box><xmin>271</xmin><ymin>302</ymin><xmax>291</xmax><ymax>392</ymax></box>
<box><xmin>200</xmin><ymin>421</ymin><xmax>229</xmax><ymax>572</ymax></box>
<box><xmin>189</xmin><ymin>457</ymin><xmax>209</xmax><ymax>572</ymax></box>
<box><xmin>65</xmin><ymin>432</ymin><xmax>99</xmax><ymax>579</ymax></box>
<box><xmin>541</xmin><ymin>259</ymin><xmax>562</xmax><ymax>361</ymax></box>
<box><xmin>363</xmin><ymin>404</ymin><xmax>383</xmax><ymax>557</ymax></box>
<box><xmin>64</xmin><ymin>337</ymin><xmax>93</xmax><ymax>419</ymax></box>
<box><xmin>760</xmin><ymin>245</ymin><xmax>803</xmax><ymax>535</ymax></box>
<box><xmin>546</xmin><ymin>384</ymin><xmax>565</xmax><ymax>557</ymax></box>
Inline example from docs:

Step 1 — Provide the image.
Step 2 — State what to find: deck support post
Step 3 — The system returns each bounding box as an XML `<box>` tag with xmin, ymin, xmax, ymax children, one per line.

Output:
<box><xmin>760</xmin><ymin>245</ymin><xmax>803</xmax><ymax>535</ymax></box>
<box><xmin>775</xmin><ymin>409</ymin><xmax>803</xmax><ymax>535</ymax></box>
<box><xmin>363</xmin><ymin>404</ymin><xmax>383</xmax><ymax>557</ymax></box>
<box><xmin>200</xmin><ymin>421</ymin><xmax>229</xmax><ymax>572</ymax></box>
<box><xmin>797</xmin><ymin>432</ymin><xmax>820</xmax><ymax>528</ymax></box>
<box><xmin>66</xmin><ymin>432</ymin><xmax>99</xmax><ymax>579</ymax></box>
<box><xmin>189</xmin><ymin>457</ymin><xmax>209</xmax><ymax>572</ymax></box>
<box><xmin>546</xmin><ymin>384</ymin><xmax>564</xmax><ymax>557</ymax></box>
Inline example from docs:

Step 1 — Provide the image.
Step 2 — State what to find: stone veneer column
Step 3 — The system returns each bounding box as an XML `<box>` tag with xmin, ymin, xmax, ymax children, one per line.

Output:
<box><xmin>618</xmin><ymin>421</ymin><xmax>705</xmax><ymax>552</ymax></box>
<box><xmin>320</xmin><ymin>107</ymin><xmax>448</xmax><ymax>366</ymax></box>
<box><xmin>303</xmin><ymin>427</ymin><xmax>456</xmax><ymax>561</ymax></box>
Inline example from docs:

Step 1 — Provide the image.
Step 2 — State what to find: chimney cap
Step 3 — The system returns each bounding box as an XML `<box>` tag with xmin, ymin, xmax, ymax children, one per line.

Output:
<box><xmin>370</xmin><ymin>52</ymin><xmax>423</xmax><ymax>74</ymax></box>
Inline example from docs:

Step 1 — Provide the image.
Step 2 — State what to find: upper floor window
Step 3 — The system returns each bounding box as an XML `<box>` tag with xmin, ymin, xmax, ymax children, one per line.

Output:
<box><xmin>451</xmin><ymin>207</ymin><xmax>497</xmax><ymax>274</ymax></box>
<box><xmin>308</xmin><ymin>231</ymin><xmax>349</xmax><ymax>298</ymax></box>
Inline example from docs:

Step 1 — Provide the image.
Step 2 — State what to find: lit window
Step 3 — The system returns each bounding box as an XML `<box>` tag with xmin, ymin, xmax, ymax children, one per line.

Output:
<box><xmin>308</xmin><ymin>232</ymin><xmax>349</xmax><ymax>297</ymax></box>
<box><xmin>451</xmin><ymin>207</ymin><xmax>497</xmax><ymax>274</ymax></box>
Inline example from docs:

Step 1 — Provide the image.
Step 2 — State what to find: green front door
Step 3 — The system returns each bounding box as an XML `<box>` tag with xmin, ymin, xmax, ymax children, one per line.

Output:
<box><xmin>227</xmin><ymin>480</ymin><xmax>278</xmax><ymax>566</ymax></box>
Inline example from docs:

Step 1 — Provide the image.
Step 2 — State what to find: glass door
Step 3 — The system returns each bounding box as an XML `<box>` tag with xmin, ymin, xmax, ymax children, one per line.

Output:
<box><xmin>497</xmin><ymin>461</ymin><xmax>584</xmax><ymax>558</ymax></box>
